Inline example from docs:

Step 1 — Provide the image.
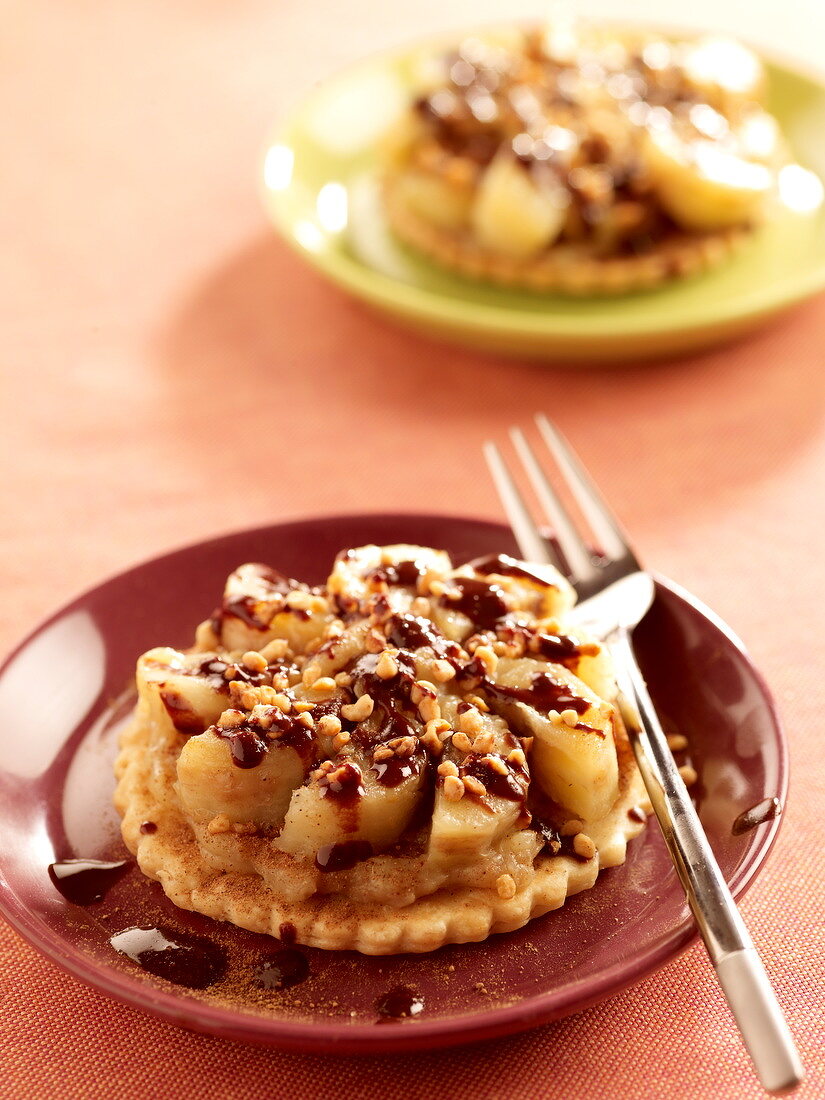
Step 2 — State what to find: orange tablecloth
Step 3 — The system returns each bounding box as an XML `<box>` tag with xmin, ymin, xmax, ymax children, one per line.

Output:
<box><xmin>1</xmin><ymin>3</ymin><xmax>823</xmax><ymax>1097</ymax></box>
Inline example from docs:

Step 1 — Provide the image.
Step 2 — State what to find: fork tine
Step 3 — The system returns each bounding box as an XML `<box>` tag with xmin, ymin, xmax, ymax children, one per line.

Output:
<box><xmin>482</xmin><ymin>442</ymin><xmax>553</xmax><ymax>566</ymax></box>
<box><xmin>535</xmin><ymin>414</ymin><xmax>631</xmax><ymax>562</ymax></box>
<box><xmin>510</xmin><ymin>428</ymin><xmax>601</xmax><ymax>583</ymax></box>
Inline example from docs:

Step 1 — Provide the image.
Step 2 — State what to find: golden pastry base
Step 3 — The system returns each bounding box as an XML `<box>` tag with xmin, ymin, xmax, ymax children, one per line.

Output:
<box><xmin>384</xmin><ymin>176</ymin><xmax>749</xmax><ymax>296</ymax></box>
<box><xmin>114</xmin><ymin>711</ymin><xmax>646</xmax><ymax>956</ymax></box>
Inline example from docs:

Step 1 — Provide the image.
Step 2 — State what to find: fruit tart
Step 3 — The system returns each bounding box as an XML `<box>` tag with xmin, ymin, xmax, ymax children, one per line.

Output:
<box><xmin>383</xmin><ymin>27</ymin><xmax>788</xmax><ymax>293</ymax></box>
<box><xmin>115</xmin><ymin>544</ymin><xmax>647</xmax><ymax>954</ymax></box>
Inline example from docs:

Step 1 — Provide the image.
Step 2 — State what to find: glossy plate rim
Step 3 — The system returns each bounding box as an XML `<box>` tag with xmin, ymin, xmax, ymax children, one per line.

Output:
<box><xmin>261</xmin><ymin>23</ymin><xmax>825</xmax><ymax>358</ymax></box>
<box><xmin>0</xmin><ymin>512</ymin><xmax>789</xmax><ymax>1053</ymax></box>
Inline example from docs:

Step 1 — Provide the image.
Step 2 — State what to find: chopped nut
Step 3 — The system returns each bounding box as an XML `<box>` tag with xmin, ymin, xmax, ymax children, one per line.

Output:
<box><xmin>466</xmin><ymin>694</ymin><xmax>490</xmax><ymax>713</ymax></box>
<box><xmin>317</xmin><ymin>714</ymin><xmax>342</xmax><ymax>737</ymax></box>
<box><xmin>312</xmin><ymin>676</ymin><xmax>337</xmax><ymax>695</ymax></box>
<box><xmin>428</xmin><ymin>579</ymin><xmax>447</xmax><ymax>598</ymax></box>
<box><xmin>334</xmin><ymin>671</ymin><xmax>352</xmax><ymax>687</ymax></box>
<box><xmin>560</xmin><ymin>708</ymin><xmax>580</xmax><ymax>727</ymax></box>
<box><xmin>302</xmin><ymin>665</ymin><xmax>321</xmax><ymax>688</ymax></box>
<box><xmin>507</xmin><ymin>748</ymin><xmax>527</xmax><ymax>767</ymax></box>
<box><xmin>241</xmin><ymin>650</ymin><xmax>268</xmax><ymax>673</ymax></box>
<box><xmin>390</xmin><ymin>736</ymin><xmax>416</xmax><ymax>757</ymax></box>
<box><xmin>418</xmin><ymin>696</ymin><xmax>441</xmax><ymax>724</ymax></box>
<box><xmin>485</xmin><ymin>755</ymin><xmax>509</xmax><ymax>775</ymax></box>
<box><xmin>292</xmin><ymin>700</ymin><xmax>314</xmax><ymax>713</ymax></box>
<box><xmin>240</xmin><ymin>690</ymin><xmax>259</xmax><ymax>710</ymax></box>
<box><xmin>426</xmin><ymin>718</ymin><xmax>452</xmax><ymax>740</ymax></box>
<box><xmin>207</xmin><ymin>813</ymin><xmax>232</xmax><ymax>835</ymax></box>
<box><xmin>270</xmin><ymin>673</ymin><xmax>289</xmax><ymax>692</ymax></box>
<box><xmin>458</xmin><ymin>708</ymin><xmax>484</xmax><ymax>737</ymax></box>
<box><xmin>265</xmin><ymin>638</ymin><xmax>294</xmax><ymax>660</ymax></box>
<box><xmin>410</xmin><ymin>596</ymin><xmax>431</xmax><ymax>616</ymax></box>
<box><xmin>365</xmin><ymin>629</ymin><xmax>386</xmax><ymax>654</ymax></box>
<box><xmin>496</xmin><ymin>873</ymin><xmax>517</xmax><ymax>900</ymax></box>
<box><xmin>217</xmin><ymin>709</ymin><xmax>245</xmax><ymax>729</ymax></box>
<box><xmin>418</xmin><ymin>569</ymin><xmax>445</xmax><ymax>596</ymax></box>
<box><xmin>547</xmin><ymin>709</ymin><xmax>562</xmax><ymax>724</ymax></box>
<box><xmin>272</xmin><ymin>693</ymin><xmax>292</xmax><ymax>713</ymax></box>
<box><xmin>341</xmin><ymin>694</ymin><xmax>374</xmax><ymax>722</ymax></box>
<box><xmin>420</xmin><ymin>729</ymin><xmax>444</xmax><ymax>755</ymax></box>
<box><xmin>573</xmin><ymin>833</ymin><xmax>596</xmax><ymax>860</ymax></box>
<box><xmin>375</xmin><ymin>651</ymin><xmax>399</xmax><ymax>680</ymax></box>
<box><xmin>443</xmin><ymin>775</ymin><xmax>465</xmax><ymax>802</ymax></box>
<box><xmin>679</xmin><ymin>764</ymin><xmax>698</xmax><ymax>786</ymax></box>
<box><xmin>332</xmin><ymin>731</ymin><xmax>351</xmax><ymax>752</ymax></box>
<box><xmin>373</xmin><ymin>746</ymin><xmax>394</xmax><ymax>762</ymax></box>
<box><xmin>474</xmin><ymin>645</ymin><xmax>498</xmax><ymax>676</ymax></box>
<box><xmin>451</xmin><ymin>731</ymin><xmax>473</xmax><ymax>754</ymax></box>
<box><xmin>561</xmin><ymin>819</ymin><xmax>586</xmax><ymax>837</ymax></box>
<box><xmin>463</xmin><ymin>775</ymin><xmax>486</xmax><ymax>797</ymax></box>
<box><xmin>232</xmin><ymin>821</ymin><xmax>258</xmax><ymax>836</ymax></box>
<box><xmin>432</xmin><ymin>659</ymin><xmax>455</xmax><ymax>683</ymax></box>
<box><xmin>471</xmin><ymin>732</ymin><xmax>495</xmax><ymax>754</ymax></box>
<box><xmin>411</xmin><ymin>679</ymin><xmax>437</xmax><ymax>704</ymax></box>
<box><xmin>285</xmin><ymin>589</ymin><xmax>313</xmax><ymax>611</ymax></box>
<box><xmin>437</xmin><ymin>760</ymin><xmax>460</xmax><ymax>777</ymax></box>
<box><xmin>250</xmin><ymin>704</ymin><xmax>274</xmax><ymax>730</ymax></box>
<box><xmin>668</xmin><ymin>733</ymin><xmax>689</xmax><ymax>752</ymax></box>
<box><xmin>521</xmin><ymin>736</ymin><xmax>534</xmax><ymax>753</ymax></box>
<box><xmin>297</xmin><ymin>712</ymin><xmax>315</xmax><ymax>730</ymax></box>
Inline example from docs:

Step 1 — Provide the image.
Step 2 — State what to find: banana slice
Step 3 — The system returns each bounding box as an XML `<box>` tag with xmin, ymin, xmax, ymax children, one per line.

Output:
<box><xmin>176</xmin><ymin>724</ymin><xmax>309</xmax><ymax>829</ymax></box>
<box><xmin>485</xmin><ymin>656</ymin><xmax>618</xmax><ymax>821</ymax></box>
<box><xmin>214</xmin><ymin>563</ymin><xmax>331</xmax><ymax>654</ymax></box>
<box><xmin>326</xmin><ymin>543</ymin><xmax>452</xmax><ymax>616</ymax></box>
<box><xmin>642</xmin><ymin>125</ymin><xmax>772</xmax><ymax>231</ymax></box>
<box><xmin>681</xmin><ymin>37</ymin><xmax>765</xmax><ymax>113</ymax></box>
<box><xmin>136</xmin><ymin>647</ymin><xmax>230</xmax><ymax>736</ymax></box>
<box><xmin>471</xmin><ymin>152</ymin><xmax>570</xmax><ymax>259</ymax></box>
<box><xmin>427</xmin><ymin>702</ymin><xmax>526</xmax><ymax>868</ymax></box>
<box><xmin>463</xmin><ymin>554</ymin><xmax>576</xmax><ymax>620</ymax></box>
<box><xmin>389</xmin><ymin>169</ymin><xmax>473</xmax><ymax>231</ymax></box>
<box><xmin>275</xmin><ymin>747</ymin><xmax>427</xmax><ymax>862</ymax></box>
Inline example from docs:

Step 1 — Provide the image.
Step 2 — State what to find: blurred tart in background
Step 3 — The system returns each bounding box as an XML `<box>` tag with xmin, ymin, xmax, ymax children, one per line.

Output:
<box><xmin>383</xmin><ymin>27</ymin><xmax>789</xmax><ymax>294</ymax></box>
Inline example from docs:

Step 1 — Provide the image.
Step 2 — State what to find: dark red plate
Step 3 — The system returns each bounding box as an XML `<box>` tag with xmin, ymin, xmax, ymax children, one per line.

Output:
<box><xmin>0</xmin><ymin>514</ymin><xmax>787</xmax><ymax>1053</ymax></box>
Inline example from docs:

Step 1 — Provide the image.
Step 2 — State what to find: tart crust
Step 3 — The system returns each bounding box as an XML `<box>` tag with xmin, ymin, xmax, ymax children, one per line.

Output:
<box><xmin>384</xmin><ymin>175</ymin><xmax>748</xmax><ymax>295</ymax></box>
<box><xmin>115</xmin><ymin>701</ymin><xmax>645</xmax><ymax>955</ymax></box>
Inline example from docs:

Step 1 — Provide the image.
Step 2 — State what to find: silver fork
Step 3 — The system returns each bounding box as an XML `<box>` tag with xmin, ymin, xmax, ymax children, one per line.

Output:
<box><xmin>484</xmin><ymin>413</ymin><xmax>803</xmax><ymax>1094</ymax></box>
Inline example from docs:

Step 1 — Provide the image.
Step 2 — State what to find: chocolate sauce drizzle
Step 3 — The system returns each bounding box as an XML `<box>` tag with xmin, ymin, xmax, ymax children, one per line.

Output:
<box><xmin>470</xmin><ymin>553</ymin><xmax>556</xmax><ymax>588</ymax></box>
<box><xmin>484</xmin><ymin>672</ymin><xmax>591</xmax><ymax>718</ymax></box>
<box><xmin>210</xmin><ymin>564</ymin><xmax>310</xmax><ymax>634</ymax></box>
<box><xmin>375</xmin><ymin>985</ymin><xmax>425</xmax><ymax>1020</ymax></box>
<box><xmin>732</xmin><ymin>797</ymin><xmax>781</xmax><ymax>836</ymax></box>
<box><xmin>213</xmin><ymin>705</ymin><xmax>316</xmax><ymax>769</ymax></box>
<box><xmin>48</xmin><ymin>859</ymin><xmax>132</xmax><ymax>905</ymax></box>
<box><xmin>442</xmin><ymin>577</ymin><xmax>509</xmax><ymax>631</ymax></box>
<box><xmin>254</xmin><ymin>948</ymin><xmax>310</xmax><ymax>990</ymax></box>
<box><xmin>109</xmin><ymin>925</ymin><xmax>226</xmax><ymax>989</ymax></box>
<box><xmin>315</xmin><ymin>839</ymin><xmax>373</xmax><ymax>872</ymax></box>
<box><xmin>461</xmin><ymin>753</ymin><xmax>528</xmax><ymax>803</ymax></box>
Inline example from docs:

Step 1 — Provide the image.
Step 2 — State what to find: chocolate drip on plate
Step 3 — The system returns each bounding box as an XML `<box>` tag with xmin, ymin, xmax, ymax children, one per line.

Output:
<box><xmin>48</xmin><ymin>858</ymin><xmax>132</xmax><ymax>905</ymax></box>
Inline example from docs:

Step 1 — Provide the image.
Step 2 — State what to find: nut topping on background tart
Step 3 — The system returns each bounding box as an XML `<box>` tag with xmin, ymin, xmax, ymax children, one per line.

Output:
<box><xmin>382</xmin><ymin>27</ymin><xmax>791</xmax><ymax>293</ymax></box>
<box><xmin>115</xmin><ymin>544</ymin><xmax>648</xmax><ymax>954</ymax></box>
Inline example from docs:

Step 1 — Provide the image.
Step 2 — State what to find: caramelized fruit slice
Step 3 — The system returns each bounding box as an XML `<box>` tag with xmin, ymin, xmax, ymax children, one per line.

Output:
<box><xmin>486</xmin><ymin>657</ymin><xmax>619</xmax><ymax>821</ymax></box>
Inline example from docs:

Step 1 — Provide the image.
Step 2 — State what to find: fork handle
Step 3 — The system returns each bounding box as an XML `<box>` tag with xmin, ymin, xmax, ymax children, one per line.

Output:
<box><xmin>609</xmin><ymin>628</ymin><xmax>803</xmax><ymax>1094</ymax></box>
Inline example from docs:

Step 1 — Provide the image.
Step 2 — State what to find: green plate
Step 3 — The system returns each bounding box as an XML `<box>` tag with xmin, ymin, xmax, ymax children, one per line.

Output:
<box><xmin>261</xmin><ymin>31</ymin><xmax>825</xmax><ymax>362</ymax></box>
